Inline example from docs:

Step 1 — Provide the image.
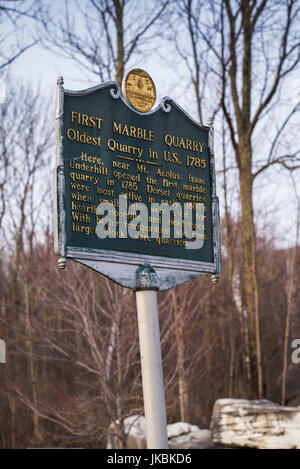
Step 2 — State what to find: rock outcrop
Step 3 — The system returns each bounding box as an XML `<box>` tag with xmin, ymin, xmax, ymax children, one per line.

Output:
<box><xmin>211</xmin><ymin>398</ymin><xmax>300</xmax><ymax>449</ymax></box>
<box><xmin>168</xmin><ymin>421</ymin><xmax>213</xmax><ymax>449</ymax></box>
<box><xmin>107</xmin><ymin>415</ymin><xmax>214</xmax><ymax>449</ymax></box>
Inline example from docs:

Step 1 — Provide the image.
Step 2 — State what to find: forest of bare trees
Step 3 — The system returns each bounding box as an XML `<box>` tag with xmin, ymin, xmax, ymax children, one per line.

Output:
<box><xmin>0</xmin><ymin>0</ymin><xmax>299</xmax><ymax>448</ymax></box>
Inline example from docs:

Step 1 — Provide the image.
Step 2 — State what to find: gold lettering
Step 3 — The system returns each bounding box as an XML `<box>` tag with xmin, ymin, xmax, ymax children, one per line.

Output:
<box><xmin>147</xmin><ymin>185</ymin><xmax>170</xmax><ymax>197</ymax></box>
<box><xmin>89</xmin><ymin>116</ymin><xmax>96</xmax><ymax>127</ymax></box>
<box><xmin>72</xmin><ymin>223</ymin><xmax>96</xmax><ymax>235</ymax></box>
<box><xmin>112</xmin><ymin>160</ymin><xmax>130</xmax><ymax>170</ymax></box>
<box><xmin>113</xmin><ymin>122</ymin><xmax>122</xmax><ymax>134</ymax></box>
<box><xmin>95</xmin><ymin>117</ymin><xmax>103</xmax><ymax>129</ymax></box>
<box><xmin>112</xmin><ymin>121</ymin><xmax>154</xmax><ymax>141</ymax></box>
<box><xmin>81</xmin><ymin>114</ymin><xmax>89</xmax><ymax>126</ymax></box>
<box><xmin>66</xmin><ymin>128</ymin><xmax>101</xmax><ymax>146</ymax></box>
<box><xmin>130</xmin><ymin>126</ymin><xmax>136</xmax><ymax>137</ymax></box>
<box><xmin>175</xmin><ymin>192</ymin><xmax>206</xmax><ymax>203</ymax></box>
<box><xmin>71</xmin><ymin>111</ymin><xmax>77</xmax><ymax>123</ymax></box>
<box><xmin>164</xmin><ymin>134</ymin><xmax>205</xmax><ymax>153</ymax></box>
<box><xmin>188</xmin><ymin>174</ymin><xmax>206</xmax><ymax>185</ymax></box>
<box><xmin>70</xmin><ymin>111</ymin><xmax>104</xmax><ymax>129</ymax></box>
<box><xmin>122</xmin><ymin>124</ymin><xmax>129</xmax><ymax>136</ymax></box>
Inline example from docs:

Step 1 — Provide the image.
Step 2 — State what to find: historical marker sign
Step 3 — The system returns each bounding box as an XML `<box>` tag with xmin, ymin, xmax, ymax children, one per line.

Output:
<box><xmin>54</xmin><ymin>74</ymin><xmax>221</xmax><ymax>290</ymax></box>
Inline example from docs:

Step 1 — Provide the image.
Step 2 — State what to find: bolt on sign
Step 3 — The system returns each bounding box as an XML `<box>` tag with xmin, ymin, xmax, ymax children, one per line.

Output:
<box><xmin>54</xmin><ymin>69</ymin><xmax>221</xmax><ymax>290</ymax></box>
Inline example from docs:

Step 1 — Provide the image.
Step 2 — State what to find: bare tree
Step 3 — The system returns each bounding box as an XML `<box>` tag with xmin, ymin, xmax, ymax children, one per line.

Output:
<box><xmin>0</xmin><ymin>79</ymin><xmax>53</xmax><ymax>446</ymax></box>
<box><xmin>169</xmin><ymin>0</ymin><xmax>217</xmax><ymax>124</ymax></box>
<box><xmin>0</xmin><ymin>0</ymin><xmax>46</xmax><ymax>71</ymax></box>
<box><xmin>281</xmin><ymin>176</ymin><xmax>300</xmax><ymax>405</ymax></box>
<box><xmin>0</xmin><ymin>0</ymin><xmax>47</xmax><ymax>229</ymax></box>
<box><xmin>173</xmin><ymin>0</ymin><xmax>300</xmax><ymax>399</ymax></box>
<box><xmin>38</xmin><ymin>0</ymin><xmax>170</xmax><ymax>85</ymax></box>
<box><xmin>0</xmin><ymin>81</ymin><xmax>53</xmax><ymax>257</ymax></box>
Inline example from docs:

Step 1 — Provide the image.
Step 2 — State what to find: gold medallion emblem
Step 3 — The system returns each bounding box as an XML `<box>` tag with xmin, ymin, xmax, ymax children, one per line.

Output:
<box><xmin>123</xmin><ymin>69</ymin><xmax>156</xmax><ymax>113</ymax></box>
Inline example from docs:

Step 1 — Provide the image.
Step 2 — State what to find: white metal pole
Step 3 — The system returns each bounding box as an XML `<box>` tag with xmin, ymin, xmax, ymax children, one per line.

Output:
<box><xmin>136</xmin><ymin>290</ymin><xmax>168</xmax><ymax>449</ymax></box>
<box><xmin>0</xmin><ymin>339</ymin><xmax>5</xmax><ymax>364</ymax></box>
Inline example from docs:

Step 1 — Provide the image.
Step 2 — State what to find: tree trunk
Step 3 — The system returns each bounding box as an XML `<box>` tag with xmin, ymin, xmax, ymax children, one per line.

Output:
<box><xmin>239</xmin><ymin>151</ymin><xmax>263</xmax><ymax>399</ymax></box>
<box><xmin>114</xmin><ymin>0</ymin><xmax>124</xmax><ymax>86</ymax></box>
<box><xmin>24</xmin><ymin>281</ymin><xmax>41</xmax><ymax>443</ymax></box>
<box><xmin>172</xmin><ymin>290</ymin><xmax>189</xmax><ymax>422</ymax></box>
<box><xmin>281</xmin><ymin>203</ymin><xmax>299</xmax><ymax>405</ymax></box>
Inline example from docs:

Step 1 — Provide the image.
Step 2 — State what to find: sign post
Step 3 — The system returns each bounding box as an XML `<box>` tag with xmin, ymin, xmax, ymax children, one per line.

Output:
<box><xmin>136</xmin><ymin>265</ymin><xmax>168</xmax><ymax>449</ymax></box>
<box><xmin>0</xmin><ymin>339</ymin><xmax>5</xmax><ymax>364</ymax></box>
<box><xmin>54</xmin><ymin>69</ymin><xmax>221</xmax><ymax>449</ymax></box>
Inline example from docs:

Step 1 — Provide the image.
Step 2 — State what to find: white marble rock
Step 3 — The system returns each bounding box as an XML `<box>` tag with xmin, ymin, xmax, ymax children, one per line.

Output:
<box><xmin>107</xmin><ymin>415</ymin><xmax>214</xmax><ymax>449</ymax></box>
<box><xmin>211</xmin><ymin>398</ymin><xmax>300</xmax><ymax>449</ymax></box>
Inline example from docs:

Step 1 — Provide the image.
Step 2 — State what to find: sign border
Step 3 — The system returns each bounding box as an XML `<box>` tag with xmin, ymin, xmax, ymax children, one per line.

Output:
<box><xmin>53</xmin><ymin>77</ymin><xmax>221</xmax><ymax>290</ymax></box>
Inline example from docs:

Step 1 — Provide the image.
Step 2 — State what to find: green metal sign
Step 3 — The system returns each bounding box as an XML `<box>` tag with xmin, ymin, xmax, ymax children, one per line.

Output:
<box><xmin>54</xmin><ymin>77</ymin><xmax>221</xmax><ymax>290</ymax></box>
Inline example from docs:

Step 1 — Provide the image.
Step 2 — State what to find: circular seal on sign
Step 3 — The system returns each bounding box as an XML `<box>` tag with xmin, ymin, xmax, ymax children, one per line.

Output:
<box><xmin>122</xmin><ymin>69</ymin><xmax>156</xmax><ymax>113</ymax></box>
